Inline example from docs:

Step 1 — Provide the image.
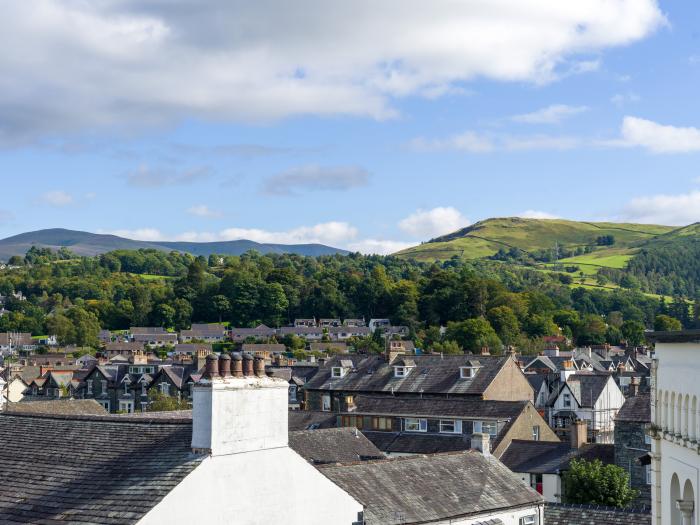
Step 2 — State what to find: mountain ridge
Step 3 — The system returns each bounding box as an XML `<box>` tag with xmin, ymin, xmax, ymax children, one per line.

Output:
<box><xmin>0</xmin><ymin>228</ymin><xmax>348</xmax><ymax>260</ymax></box>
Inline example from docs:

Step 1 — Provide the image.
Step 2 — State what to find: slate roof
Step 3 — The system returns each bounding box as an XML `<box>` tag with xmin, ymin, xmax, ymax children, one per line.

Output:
<box><xmin>305</xmin><ymin>354</ymin><xmax>518</xmax><ymax>396</ymax></box>
<box><xmin>616</xmin><ymin>393</ymin><xmax>651</xmax><ymax>423</ymax></box>
<box><xmin>363</xmin><ymin>431</ymin><xmax>473</xmax><ymax>455</ymax></box>
<box><xmin>288</xmin><ymin>428</ymin><xmax>384</xmax><ymax>464</ymax></box>
<box><xmin>544</xmin><ymin>503</ymin><xmax>651</xmax><ymax>525</ymax></box>
<box><xmin>287</xmin><ymin>410</ymin><xmax>338</xmax><ymax>431</ymax></box>
<box><xmin>5</xmin><ymin>399</ymin><xmax>108</xmax><ymax>416</ymax></box>
<box><xmin>350</xmin><ymin>395</ymin><xmax>528</xmax><ymax>419</ymax></box>
<box><xmin>320</xmin><ymin>451</ymin><xmax>542</xmax><ymax>525</ymax></box>
<box><xmin>562</xmin><ymin>373</ymin><xmax>612</xmax><ymax>408</ymax></box>
<box><xmin>0</xmin><ymin>413</ymin><xmax>204</xmax><ymax>524</ymax></box>
<box><xmin>500</xmin><ymin>440</ymin><xmax>615</xmax><ymax>474</ymax></box>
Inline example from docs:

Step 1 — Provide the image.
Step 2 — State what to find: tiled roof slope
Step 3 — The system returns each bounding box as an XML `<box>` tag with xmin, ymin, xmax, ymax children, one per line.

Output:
<box><xmin>320</xmin><ymin>451</ymin><xmax>542</xmax><ymax>525</ymax></box>
<box><xmin>616</xmin><ymin>393</ymin><xmax>651</xmax><ymax>423</ymax></box>
<box><xmin>544</xmin><ymin>503</ymin><xmax>651</xmax><ymax>525</ymax></box>
<box><xmin>0</xmin><ymin>413</ymin><xmax>204</xmax><ymax>524</ymax></box>
<box><xmin>363</xmin><ymin>431</ymin><xmax>472</xmax><ymax>455</ymax></box>
<box><xmin>289</xmin><ymin>428</ymin><xmax>384</xmax><ymax>464</ymax></box>
<box><xmin>500</xmin><ymin>440</ymin><xmax>614</xmax><ymax>474</ymax></box>
<box><xmin>305</xmin><ymin>354</ymin><xmax>514</xmax><ymax>396</ymax></box>
<box><xmin>287</xmin><ymin>410</ymin><xmax>338</xmax><ymax>430</ymax></box>
<box><xmin>5</xmin><ymin>399</ymin><xmax>108</xmax><ymax>416</ymax></box>
<box><xmin>351</xmin><ymin>395</ymin><xmax>528</xmax><ymax>419</ymax></box>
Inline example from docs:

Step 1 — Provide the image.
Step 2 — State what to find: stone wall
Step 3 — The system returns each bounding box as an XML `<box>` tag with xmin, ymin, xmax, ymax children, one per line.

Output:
<box><xmin>614</xmin><ymin>419</ymin><xmax>651</xmax><ymax>506</ymax></box>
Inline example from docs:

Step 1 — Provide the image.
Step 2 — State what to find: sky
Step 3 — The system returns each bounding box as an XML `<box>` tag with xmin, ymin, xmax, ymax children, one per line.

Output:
<box><xmin>1</xmin><ymin>0</ymin><xmax>700</xmax><ymax>254</ymax></box>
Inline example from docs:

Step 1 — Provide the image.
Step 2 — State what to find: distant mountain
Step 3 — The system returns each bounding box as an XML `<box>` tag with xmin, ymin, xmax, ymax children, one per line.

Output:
<box><xmin>0</xmin><ymin>228</ymin><xmax>348</xmax><ymax>260</ymax></box>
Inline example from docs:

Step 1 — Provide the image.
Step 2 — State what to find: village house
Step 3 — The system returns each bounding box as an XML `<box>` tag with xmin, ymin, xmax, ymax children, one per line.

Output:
<box><xmin>336</xmin><ymin>394</ymin><xmax>558</xmax><ymax>457</ymax></box>
<box><xmin>614</xmin><ymin>391</ymin><xmax>652</xmax><ymax>507</ymax></box>
<box><xmin>103</xmin><ymin>341</ymin><xmax>146</xmax><ymax>359</ymax></box>
<box><xmin>241</xmin><ymin>342</ymin><xmax>286</xmax><ymax>358</ymax></box>
<box><xmin>303</xmin><ymin>351</ymin><xmax>534</xmax><ymax>412</ymax></box>
<box><xmin>500</xmin><ymin>420</ymin><xmax>614</xmax><ymax>502</ymax></box>
<box><xmin>229</xmin><ymin>323</ymin><xmax>277</xmax><ymax>342</ymax></box>
<box><xmin>547</xmin><ymin>371</ymin><xmax>625</xmax><ymax>444</ymax></box>
<box><xmin>0</xmin><ymin>332</ymin><xmax>36</xmax><ymax>353</ymax></box>
<box><xmin>179</xmin><ymin>323</ymin><xmax>227</xmax><ymax>343</ymax></box>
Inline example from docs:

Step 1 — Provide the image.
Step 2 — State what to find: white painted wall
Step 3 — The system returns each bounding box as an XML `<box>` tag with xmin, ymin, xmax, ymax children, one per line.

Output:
<box><xmin>138</xmin><ymin>447</ymin><xmax>363</xmax><ymax>525</ymax></box>
<box><xmin>6</xmin><ymin>377</ymin><xmax>26</xmax><ymax>403</ymax></box>
<box><xmin>514</xmin><ymin>472</ymin><xmax>561</xmax><ymax>503</ymax></box>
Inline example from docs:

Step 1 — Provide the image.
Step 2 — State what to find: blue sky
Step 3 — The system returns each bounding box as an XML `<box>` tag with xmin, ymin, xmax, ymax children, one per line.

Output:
<box><xmin>1</xmin><ymin>0</ymin><xmax>699</xmax><ymax>253</ymax></box>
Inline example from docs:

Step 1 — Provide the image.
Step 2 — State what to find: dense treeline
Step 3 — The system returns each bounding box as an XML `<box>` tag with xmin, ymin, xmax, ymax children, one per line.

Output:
<box><xmin>0</xmin><ymin>248</ymin><xmax>693</xmax><ymax>353</ymax></box>
<box><xmin>625</xmin><ymin>239</ymin><xmax>700</xmax><ymax>298</ymax></box>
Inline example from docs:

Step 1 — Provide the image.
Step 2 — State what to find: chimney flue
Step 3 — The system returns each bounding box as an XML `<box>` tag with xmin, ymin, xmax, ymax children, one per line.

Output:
<box><xmin>254</xmin><ymin>356</ymin><xmax>266</xmax><ymax>377</ymax></box>
<box><xmin>203</xmin><ymin>354</ymin><xmax>220</xmax><ymax>380</ymax></box>
<box><xmin>243</xmin><ymin>353</ymin><xmax>254</xmax><ymax>377</ymax></box>
<box><xmin>570</xmin><ymin>419</ymin><xmax>588</xmax><ymax>449</ymax></box>
<box><xmin>218</xmin><ymin>353</ymin><xmax>231</xmax><ymax>377</ymax></box>
<box><xmin>232</xmin><ymin>353</ymin><xmax>243</xmax><ymax>377</ymax></box>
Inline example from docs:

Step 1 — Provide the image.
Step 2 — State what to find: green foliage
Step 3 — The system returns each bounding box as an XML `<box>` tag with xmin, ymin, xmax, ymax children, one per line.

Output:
<box><xmin>432</xmin><ymin>340</ymin><xmax>462</xmax><ymax>355</ymax></box>
<box><xmin>563</xmin><ymin>459</ymin><xmax>638</xmax><ymax>508</ymax></box>
<box><xmin>445</xmin><ymin>318</ymin><xmax>501</xmax><ymax>354</ymax></box>
<box><xmin>621</xmin><ymin>320</ymin><xmax>645</xmax><ymax>346</ymax></box>
<box><xmin>654</xmin><ymin>314</ymin><xmax>682</xmax><ymax>332</ymax></box>
<box><xmin>147</xmin><ymin>390</ymin><xmax>190</xmax><ymax>412</ymax></box>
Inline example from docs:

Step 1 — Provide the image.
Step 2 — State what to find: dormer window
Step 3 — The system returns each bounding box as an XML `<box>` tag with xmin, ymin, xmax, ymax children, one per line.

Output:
<box><xmin>460</xmin><ymin>366</ymin><xmax>478</xmax><ymax>379</ymax></box>
<box><xmin>332</xmin><ymin>367</ymin><xmax>345</xmax><ymax>378</ymax></box>
<box><xmin>394</xmin><ymin>366</ymin><xmax>407</xmax><ymax>378</ymax></box>
<box><xmin>393</xmin><ymin>359</ymin><xmax>415</xmax><ymax>378</ymax></box>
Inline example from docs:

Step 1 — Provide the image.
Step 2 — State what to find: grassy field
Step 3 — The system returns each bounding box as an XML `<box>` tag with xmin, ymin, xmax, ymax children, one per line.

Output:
<box><xmin>397</xmin><ymin>217</ymin><xmax>672</xmax><ymax>262</ymax></box>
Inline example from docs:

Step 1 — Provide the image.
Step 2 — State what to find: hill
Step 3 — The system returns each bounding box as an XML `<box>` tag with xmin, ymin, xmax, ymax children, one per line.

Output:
<box><xmin>396</xmin><ymin>217</ymin><xmax>674</xmax><ymax>262</ymax></box>
<box><xmin>0</xmin><ymin>228</ymin><xmax>348</xmax><ymax>260</ymax></box>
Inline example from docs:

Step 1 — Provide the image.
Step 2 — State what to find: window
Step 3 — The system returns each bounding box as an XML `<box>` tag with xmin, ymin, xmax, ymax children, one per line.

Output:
<box><xmin>100</xmin><ymin>380</ymin><xmax>107</xmax><ymax>393</ymax></box>
<box><xmin>519</xmin><ymin>515</ymin><xmax>536</xmax><ymax>525</ymax></box>
<box><xmin>159</xmin><ymin>382</ymin><xmax>169</xmax><ymax>395</ymax></box>
<box><xmin>322</xmin><ymin>394</ymin><xmax>331</xmax><ymax>411</ymax></box>
<box><xmin>123</xmin><ymin>382</ymin><xmax>129</xmax><ymax>394</ymax></box>
<box><xmin>482</xmin><ymin>421</ymin><xmax>498</xmax><ymax>436</ymax></box>
<box><xmin>331</xmin><ymin>367</ymin><xmax>344</xmax><ymax>378</ymax></box>
<box><xmin>529</xmin><ymin>474</ymin><xmax>543</xmax><ymax>494</ymax></box>
<box><xmin>644</xmin><ymin>432</ymin><xmax>652</xmax><ymax>445</ymax></box>
<box><xmin>563</xmin><ymin>393</ymin><xmax>571</xmax><ymax>408</ymax></box>
<box><xmin>532</xmin><ymin>425</ymin><xmax>540</xmax><ymax>441</ymax></box>
<box><xmin>119</xmin><ymin>400</ymin><xmax>134</xmax><ymax>413</ymax></box>
<box><xmin>141</xmin><ymin>383</ymin><xmax>147</xmax><ymax>396</ymax></box>
<box><xmin>342</xmin><ymin>415</ymin><xmax>363</xmax><ymax>429</ymax></box>
<box><xmin>440</xmin><ymin>420</ymin><xmax>462</xmax><ymax>434</ymax></box>
<box><xmin>141</xmin><ymin>402</ymin><xmax>148</xmax><ymax>412</ymax></box>
<box><xmin>460</xmin><ymin>367</ymin><xmax>478</xmax><ymax>379</ymax></box>
<box><xmin>289</xmin><ymin>385</ymin><xmax>298</xmax><ymax>402</ymax></box>
<box><xmin>345</xmin><ymin>395</ymin><xmax>355</xmax><ymax>408</ymax></box>
<box><xmin>405</xmin><ymin>418</ymin><xmax>427</xmax><ymax>432</ymax></box>
<box><xmin>86</xmin><ymin>380</ymin><xmax>93</xmax><ymax>395</ymax></box>
<box><xmin>539</xmin><ymin>392</ymin><xmax>546</xmax><ymax>405</ymax></box>
<box><xmin>645</xmin><ymin>464</ymin><xmax>651</xmax><ymax>485</ymax></box>
<box><xmin>372</xmin><ymin>417</ymin><xmax>392</xmax><ymax>431</ymax></box>
<box><xmin>394</xmin><ymin>366</ymin><xmax>406</xmax><ymax>378</ymax></box>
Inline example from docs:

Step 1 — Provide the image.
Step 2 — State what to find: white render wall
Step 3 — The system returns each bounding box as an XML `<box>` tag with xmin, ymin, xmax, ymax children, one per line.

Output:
<box><xmin>137</xmin><ymin>446</ymin><xmax>363</xmax><ymax>525</ymax></box>
<box><xmin>514</xmin><ymin>472</ymin><xmax>561</xmax><ymax>503</ymax></box>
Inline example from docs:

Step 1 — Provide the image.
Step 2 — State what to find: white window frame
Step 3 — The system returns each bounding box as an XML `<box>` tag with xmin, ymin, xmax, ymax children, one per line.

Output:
<box><xmin>532</xmin><ymin>425</ymin><xmax>540</xmax><ymax>441</ymax></box>
<box><xmin>519</xmin><ymin>515</ymin><xmax>536</xmax><ymax>525</ymax></box>
<box><xmin>460</xmin><ymin>367</ymin><xmax>477</xmax><ymax>379</ymax></box>
<box><xmin>563</xmin><ymin>393</ymin><xmax>571</xmax><ymax>408</ymax></box>
<box><xmin>405</xmin><ymin>418</ymin><xmax>427</xmax><ymax>432</ymax></box>
<box><xmin>160</xmin><ymin>382</ymin><xmax>169</xmax><ymax>395</ymax></box>
<box><xmin>322</xmin><ymin>394</ymin><xmax>331</xmax><ymax>411</ymax></box>
<box><xmin>86</xmin><ymin>380</ymin><xmax>93</xmax><ymax>395</ymax></box>
<box><xmin>100</xmin><ymin>380</ymin><xmax>107</xmax><ymax>393</ymax></box>
<box><xmin>331</xmin><ymin>367</ymin><xmax>344</xmax><ymax>378</ymax></box>
<box><xmin>439</xmin><ymin>420</ymin><xmax>462</xmax><ymax>434</ymax></box>
<box><xmin>481</xmin><ymin>421</ymin><xmax>498</xmax><ymax>436</ymax></box>
<box><xmin>645</xmin><ymin>463</ymin><xmax>651</xmax><ymax>485</ymax></box>
<box><xmin>394</xmin><ymin>366</ymin><xmax>406</xmax><ymax>378</ymax></box>
<box><xmin>141</xmin><ymin>383</ymin><xmax>147</xmax><ymax>396</ymax></box>
<box><xmin>289</xmin><ymin>385</ymin><xmax>298</xmax><ymax>402</ymax></box>
<box><xmin>119</xmin><ymin>400</ymin><xmax>134</xmax><ymax>414</ymax></box>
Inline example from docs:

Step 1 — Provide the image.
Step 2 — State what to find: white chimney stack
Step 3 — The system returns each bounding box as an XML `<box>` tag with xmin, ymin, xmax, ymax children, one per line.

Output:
<box><xmin>191</xmin><ymin>353</ymin><xmax>289</xmax><ymax>456</ymax></box>
<box><xmin>471</xmin><ymin>432</ymin><xmax>491</xmax><ymax>457</ymax></box>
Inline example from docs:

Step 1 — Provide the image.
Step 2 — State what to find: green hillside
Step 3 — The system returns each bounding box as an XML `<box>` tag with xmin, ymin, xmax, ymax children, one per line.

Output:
<box><xmin>397</xmin><ymin>217</ymin><xmax>673</xmax><ymax>262</ymax></box>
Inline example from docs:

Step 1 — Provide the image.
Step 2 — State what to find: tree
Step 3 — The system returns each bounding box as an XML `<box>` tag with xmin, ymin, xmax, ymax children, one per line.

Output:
<box><xmin>576</xmin><ymin>314</ymin><xmax>607</xmax><ymax>345</ymax></box>
<box><xmin>487</xmin><ymin>306</ymin><xmax>520</xmax><ymax>345</ymax></box>
<box><xmin>621</xmin><ymin>320</ymin><xmax>645</xmax><ymax>346</ymax></box>
<box><xmin>563</xmin><ymin>459</ymin><xmax>638</xmax><ymax>507</ymax></box>
<box><xmin>211</xmin><ymin>295</ymin><xmax>231</xmax><ymax>323</ymax></box>
<box><xmin>432</xmin><ymin>340</ymin><xmax>462</xmax><ymax>355</ymax></box>
<box><xmin>654</xmin><ymin>314</ymin><xmax>682</xmax><ymax>332</ymax></box>
<box><xmin>445</xmin><ymin>318</ymin><xmax>501</xmax><ymax>354</ymax></box>
<box><xmin>146</xmin><ymin>390</ymin><xmax>191</xmax><ymax>412</ymax></box>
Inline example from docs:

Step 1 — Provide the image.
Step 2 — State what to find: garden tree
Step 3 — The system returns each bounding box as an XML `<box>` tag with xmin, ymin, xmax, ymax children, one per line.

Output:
<box><xmin>487</xmin><ymin>306</ymin><xmax>520</xmax><ymax>345</ymax></box>
<box><xmin>654</xmin><ymin>314</ymin><xmax>682</xmax><ymax>332</ymax></box>
<box><xmin>432</xmin><ymin>339</ymin><xmax>462</xmax><ymax>355</ymax></box>
<box><xmin>576</xmin><ymin>314</ymin><xmax>608</xmax><ymax>346</ymax></box>
<box><xmin>146</xmin><ymin>390</ymin><xmax>191</xmax><ymax>412</ymax></box>
<box><xmin>281</xmin><ymin>334</ymin><xmax>306</xmax><ymax>351</ymax></box>
<box><xmin>152</xmin><ymin>303</ymin><xmax>176</xmax><ymax>328</ymax></box>
<box><xmin>563</xmin><ymin>459</ymin><xmax>638</xmax><ymax>508</ymax></box>
<box><xmin>351</xmin><ymin>335</ymin><xmax>383</xmax><ymax>354</ymax></box>
<box><xmin>445</xmin><ymin>318</ymin><xmax>501</xmax><ymax>354</ymax></box>
<box><xmin>419</xmin><ymin>325</ymin><xmax>443</xmax><ymax>348</ymax></box>
<box><xmin>67</xmin><ymin>306</ymin><xmax>101</xmax><ymax>347</ymax></box>
<box><xmin>211</xmin><ymin>295</ymin><xmax>231</xmax><ymax>323</ymax></box>
<box><xmin>46</xmin><ymin>312</ymin><xmax>76</xmax><ymax>345</ymax></box>
<box><xmin>553</xmin><ymin>309</ymin><xmax>580</xmax><ymax>334</ymax></box>
<box><xmin>259</xmin><ymin>282</ymin><xmax>289</xmax><ymax>327</ymax></box>
<box><xmin>172</xmin><ymin>298</ymin><xmax>193</xmax><ymax>330</ymax></box>
<box><xmin>621</xmin><ymin>320</ymin><xmax>645</xmax><ymax>346</ymax></box>
<box><xmin>523</xmin><ymin>314</ymin><xmax>557</xmax><ymax>338</ymax></box>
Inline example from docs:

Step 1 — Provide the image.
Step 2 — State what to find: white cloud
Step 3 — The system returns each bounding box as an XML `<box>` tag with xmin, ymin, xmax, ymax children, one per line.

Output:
<box><xmin>410</xmin><ymin>132</ymin><xmax>495</xmax><ymax>153</ymax></box>
<box><xmin>102</xmin><ymin>228</ymin><xmax>165</xmax><ymax>242</ymax></box>
<box><xmin>619</xmin><ymin>116</ymin><xmax>700</xmax><ymax>153</ymax></box>
<box><xmin>411</xmin><ymin>131</ymin><xmax>579</xmax><ymax>153</ymax></box>
<box><xmin>511</xmin><ymin>104</ymin><xmax>588</xmax><ymax>124</ymax></box>
<box><xmin>0</xmin><ymin>0</ymin><xmax>665</xmax><ymax>144</ymax></box>
<box><xmin>503</xmin><ymin>135</ymin><xmax>580</xmax><ymax>151</ymax></box>
<box><xmin>622</xmin><ymin>190</ymin><xmax>700</xmax><ymax>225</ymax></box>
<box><xmin>125</xmin><ymin>165</ymin><xmax>211</xmax><ymax>187</ymax></box>
<box><xmin>610</xmin><ymin>92</ymin><xmax>640</xmax><ymax>107</ymax></box>
<box><xmin>399</xmin><ymin>207</ymin><xmax>470</xmax><ymax>239</ymax></box>
<box><xmin>186</xmin><ymin>205</ymin><xmax>222</xmax><ymax>218</ymax></box>
<box><xmin>263</xmin><ymin>165</ymin><xmax>369</xmax><ymax>195</ymax></box>
<box><xmin>519</xmin><ymin>210</ymin><xmax>560</xmax><ymax>219</ymax></box>
<box><xmin>346</xmin><ymin>239</ymin><xmax>414</xmax><ymax>255</ymax></box>
<box><xmin>40</xmin><ymin>190</ymin><xmax>74</xmax><ymax>207</ymax></box>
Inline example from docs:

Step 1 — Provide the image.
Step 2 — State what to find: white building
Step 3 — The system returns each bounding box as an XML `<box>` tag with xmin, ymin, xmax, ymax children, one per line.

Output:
<box><xmin>649</xmin><ymin>331</ymin><xmax>700</xmax><ymax>525</ymax></box>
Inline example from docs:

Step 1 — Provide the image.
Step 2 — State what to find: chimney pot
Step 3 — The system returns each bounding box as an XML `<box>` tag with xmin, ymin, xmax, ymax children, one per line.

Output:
<box><xmin>218</xmin><ymin>353</ymin><xmax>231</xmax><ymax>377</ymax></box>
<box><xmin>242</xmin><ymin>353</ymin><xmax>254</xmax><ymax>377</ymax></box>
<box><xmin>203</xmin><ymin>354</ymin><xmax>220</xmax><ymax>380</ymax></box>
<box><xmin>254</xmin><ymin>356</ymin><xmax>266</xmax><ymax>377</ymax></box>
<box><xmin>232</xmin><ymin>353</ymin><xmax>243</xmax><ymax>377</ymax></box>
<box><xmin>471</xmin><ymin>432</ymin><xmax>491</xmax><ymax>457</ymax></box>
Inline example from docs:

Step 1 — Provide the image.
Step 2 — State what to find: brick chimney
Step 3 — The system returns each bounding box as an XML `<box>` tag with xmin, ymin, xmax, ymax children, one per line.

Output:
<box><xmin>570</xmin><ymin>419</ymin><xmax>588</xmax><ymax>449</ymax></box>
<box><xmin>629</xmin><ymin>376</ymin><xmax>640</xmax><ymax>397</ymax></box>
<box><xmin>191</xmin><ymin>354</ymin><xmax>289</xmax><ymax>456</ymax></box>
<box><xmin>386</xmin><ymin>340</ymin><xmax>404</xmax><ymax>364</ymax></box>
<box><xmin>480</xmin><ymin>346</ymin><xmax>490</xmax><ymax>356</ymax></box>
<box><xmin>471</xmin><ymin>432</ymin><xmax>491</xmax><ymax>457</ymax></box>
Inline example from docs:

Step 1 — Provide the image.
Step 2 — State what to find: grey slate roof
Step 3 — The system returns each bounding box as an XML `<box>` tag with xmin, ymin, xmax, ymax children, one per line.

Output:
<box><xmin>6</xmin><ymin>399</ymin><xmax>108</xmax><ymax>416</ymax></box>
<box><xmin>0</xmin><ymin>413</ymin><xmax>204</xmax><ymax>524</ymax></box>
<box><xmin>616</xmin><ymin>393</ymin><xmax>651</xmax><ymax>423</ymax></box>
<box><xmin>320</xmin><ymin>451</ymin><xmax>542</xmax><ymax>525</ymax></box>
<box><xmin>544</xmin><ymin>503</ymin><xmax>651</xmax><ymax>525</ymax></box>
<box><xmin>363</xmin><ymin>431</ymin><xmax>473</xmax><ymax>455</ymax></box>
<box><xmin>350</xmin><ymin>394</ymin><xmax>528</xmax><ymax>419</ymax></box>
<box><xmin>288</xmin><ymin>428</ymin><xmax>384</xmax><ymax>464</ymax></box>
<box><xmin>287</xmin><ymin>410</ymin><xmax>338</xmax><ymax>430</ymax></box>
<box><xmin>562</xmin><ymin>373</ymin><xmax>612</xmax><ymax>407</ymax></box>
<box><xmin>305</xmin><ymin>354</ymin><xmax>517</xmax><ymax>396</ymax></box>
<box><xmin>500</xmin><ymin>440</ymin><xmax>615</xmax><ymax>474</ymax></box>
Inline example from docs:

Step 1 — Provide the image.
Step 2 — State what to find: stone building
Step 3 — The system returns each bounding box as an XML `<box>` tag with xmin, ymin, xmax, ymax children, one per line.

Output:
<box><xmin>614</xmin><ymin>392</ymin><xmax>651</xmax><ymax>507</ymax></box>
